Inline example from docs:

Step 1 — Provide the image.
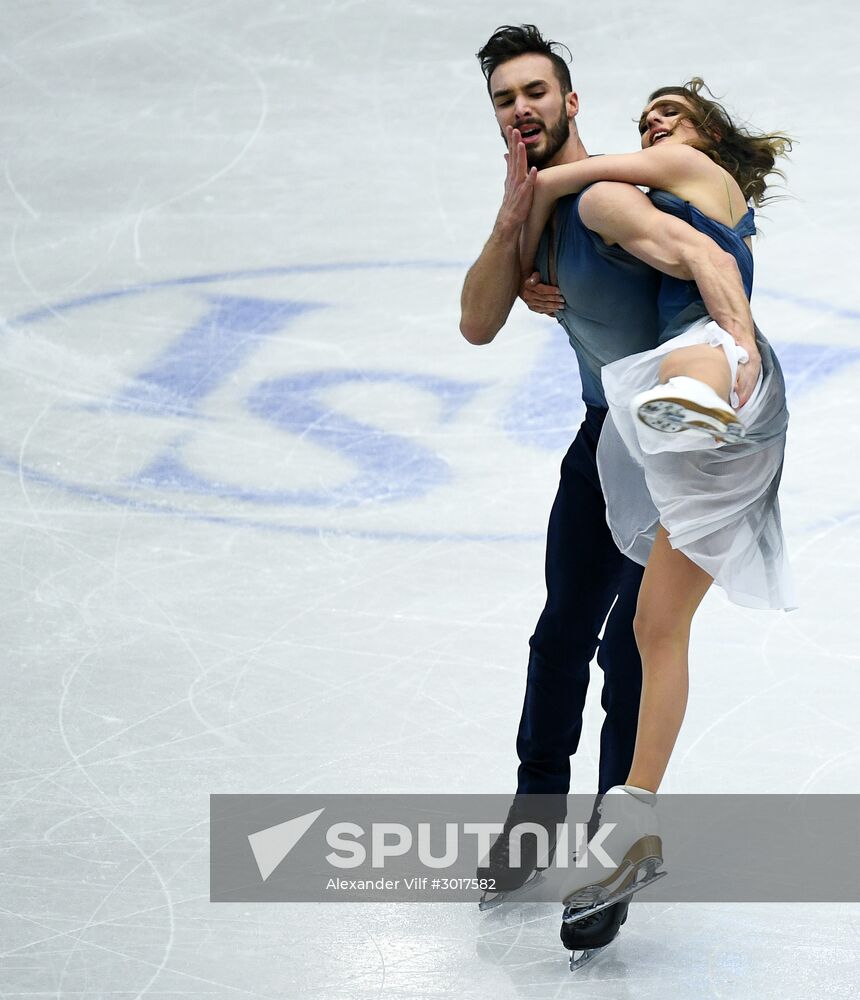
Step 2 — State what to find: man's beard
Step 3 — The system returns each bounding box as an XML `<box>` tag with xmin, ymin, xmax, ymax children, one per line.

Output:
<box><xmin>527</xmin><ymin>109</ymin><xmax>570</xmax><ymax>169</ymax></box>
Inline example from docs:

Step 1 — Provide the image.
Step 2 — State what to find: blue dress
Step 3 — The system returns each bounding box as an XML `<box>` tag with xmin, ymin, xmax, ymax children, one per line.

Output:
<box><xmin>648</xmin><ymin>189</ymin><xmax>754</xmax><ymax>339</ymax></box>
<box><xmin>596</xmin><ymin>190</ymin><xmax>795</xmax><ymax>611</ymax></box>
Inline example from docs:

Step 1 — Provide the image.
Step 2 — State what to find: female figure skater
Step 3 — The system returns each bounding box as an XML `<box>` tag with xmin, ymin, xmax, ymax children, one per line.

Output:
<box><xmin>517</xmin><ymin>79</ymin><xmax>795</xmax><ymax>912</ymax></box>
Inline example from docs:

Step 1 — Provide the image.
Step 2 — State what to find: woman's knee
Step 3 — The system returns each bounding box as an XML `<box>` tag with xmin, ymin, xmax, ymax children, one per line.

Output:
<box><xmin>633</xmin><ymin>604</ymin><xmax>689</xmax><ymax>658</ymax></box>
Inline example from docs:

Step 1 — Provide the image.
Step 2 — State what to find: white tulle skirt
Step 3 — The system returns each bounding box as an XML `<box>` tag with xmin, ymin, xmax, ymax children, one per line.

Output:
<box><xmin>597</xmin><ymin>317</ymin><xmax>796</xmax><ymax>610</ymax></box>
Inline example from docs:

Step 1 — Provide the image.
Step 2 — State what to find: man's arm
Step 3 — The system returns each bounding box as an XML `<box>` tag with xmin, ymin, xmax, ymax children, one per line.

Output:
<box><xmin>459</xmin><ymin>130</ymin><xmax>537</xmax><ymax>345</ymax></box>
<box><xmin>459</xmin><ymin>224</ymin><xmax>522</xmax><ymax>345</ymax></box>
<box><xmin>578</xmin><ymin>181</ymin><xmax>761</xmax><ymax>405</ymax></box>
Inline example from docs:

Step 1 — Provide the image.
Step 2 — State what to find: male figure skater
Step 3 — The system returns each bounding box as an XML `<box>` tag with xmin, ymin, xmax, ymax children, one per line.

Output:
<box><xmin>461</xmin><ymin>24</ymin><xmax>759</xmax><ymax>957</ymax></box>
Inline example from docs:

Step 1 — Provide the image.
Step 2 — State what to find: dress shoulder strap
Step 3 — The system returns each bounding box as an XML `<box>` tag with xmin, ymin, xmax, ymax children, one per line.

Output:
<box><xmin>734</xmin><ymin>208</ymin><xmax>756</xmax><ymax>239</ymax></box>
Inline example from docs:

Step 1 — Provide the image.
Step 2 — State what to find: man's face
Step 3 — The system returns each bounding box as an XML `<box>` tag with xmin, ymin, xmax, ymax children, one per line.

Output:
<box><xmin>488</xmin><ymin>53</ymin><xmax>577</xmax><ymax>168</ymax></box>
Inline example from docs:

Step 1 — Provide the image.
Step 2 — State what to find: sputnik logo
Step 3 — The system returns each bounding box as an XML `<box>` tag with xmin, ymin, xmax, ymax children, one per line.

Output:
<box><xmin>248</xmin><ymin>808</ymin><xmax>325</xmax><ymax>881</ymax></box>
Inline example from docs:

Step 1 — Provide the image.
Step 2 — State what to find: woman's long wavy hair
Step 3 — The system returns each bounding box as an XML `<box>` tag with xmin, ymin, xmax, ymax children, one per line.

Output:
<box><xmin>644</xmin><ymin>78</ymin><xmax>793</xmax><ymax>205</ymax></box>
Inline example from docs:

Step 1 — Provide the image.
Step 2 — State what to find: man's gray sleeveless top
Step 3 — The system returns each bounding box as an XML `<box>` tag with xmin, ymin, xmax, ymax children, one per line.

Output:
<box><xmin>536</xmin><ymin>191</ymin><xmax>662</xmax><ymax>407</ymax></box>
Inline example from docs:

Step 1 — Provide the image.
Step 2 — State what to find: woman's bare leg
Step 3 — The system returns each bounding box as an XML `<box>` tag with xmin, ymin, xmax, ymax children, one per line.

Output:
<box><xmin>658</xmin><ymin>344</ymin><xmax>732</xmax><ymax>401</ymax></box>
<box><xmin>625</xmin><ymin>526</ymin><xmax>714</xmax><ymax>792</ymax></box>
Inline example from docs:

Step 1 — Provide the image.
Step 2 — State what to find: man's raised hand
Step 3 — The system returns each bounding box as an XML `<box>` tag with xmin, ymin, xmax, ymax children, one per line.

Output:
<box><xmin>495</xmin><ymin>126</ymin><xmax>538</xmax><ymax>236</ymax></box>
<box><xmin>499</xmin><ymin>127</ymin><xmax>564</xmax><ymax>315</ymax></box>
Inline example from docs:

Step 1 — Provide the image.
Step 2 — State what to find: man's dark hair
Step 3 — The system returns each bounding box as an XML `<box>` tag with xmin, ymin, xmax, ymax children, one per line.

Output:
<box><xmin>476</xmin><ymin>24</ymin><xmax>572</xmax><ymax>97</ymax></box>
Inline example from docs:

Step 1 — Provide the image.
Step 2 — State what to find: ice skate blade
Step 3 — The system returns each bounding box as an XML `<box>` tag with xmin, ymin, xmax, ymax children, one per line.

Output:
<box><xmin>477</xmin><ymin>870</ymin><xmax>547</xmax><ymax>911</ymax></box>
<box><xmin>637</xmin><ymin>398</ymin><xmax>745</xmax><ymax>443</ymax></box>
<box><xmin>569</xmin><ymin>941</ymin><xmax>614</xmax><ymax>972</ymax></box>
<box><xmin>562</xmin><ymin>833</ymin><xmax>663</xmax><ymax>906</ymax></box>
<box><xmin>563</xmin><ymin>868</ymin><xmax>667</xmax><ymax>923</ymax></box>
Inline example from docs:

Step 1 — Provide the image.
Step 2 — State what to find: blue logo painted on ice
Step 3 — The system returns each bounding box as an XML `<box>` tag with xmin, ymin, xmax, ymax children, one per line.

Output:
<box><xmin>5</xmin><ymin>262</ymin><xmax>539</xmax><ymax>541</ymax></box>
<box><xmin>6</xmin><ymin>262</ymin><xmax>859</xmax><ymax>540</ymax></box>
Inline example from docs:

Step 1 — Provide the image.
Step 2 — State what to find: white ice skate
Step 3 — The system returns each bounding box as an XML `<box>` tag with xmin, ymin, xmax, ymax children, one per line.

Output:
<box><xmin>632</xmin><ymin>375</ymin><xmax>745</xmax><ymax>445</ymax></box>
<box><xmin>559</xmin><ymin>785</ymin><xmax>666</xmax><ymax>922</ymax></box>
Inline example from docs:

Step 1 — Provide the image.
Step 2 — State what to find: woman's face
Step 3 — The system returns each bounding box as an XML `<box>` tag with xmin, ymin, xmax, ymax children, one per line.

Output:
<box><xmin>639</xmin><ymin>94</ymin><xmax>702</xmax><ymax>149</ymax></box>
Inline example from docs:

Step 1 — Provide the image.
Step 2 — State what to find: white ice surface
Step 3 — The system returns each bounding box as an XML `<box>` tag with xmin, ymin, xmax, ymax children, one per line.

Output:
<box><xmin>1</xmin><ymin>1</ymin><xmax>859</xmax><ymax>997</ymax></box>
